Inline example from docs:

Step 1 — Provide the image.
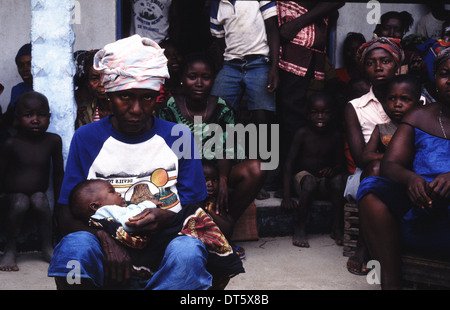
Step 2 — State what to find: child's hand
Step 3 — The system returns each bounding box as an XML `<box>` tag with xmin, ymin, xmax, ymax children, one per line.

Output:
<box><xmin>281</xmin><ymin>198</ymin><xmax>298</xmax><ymax>212</ymax></box>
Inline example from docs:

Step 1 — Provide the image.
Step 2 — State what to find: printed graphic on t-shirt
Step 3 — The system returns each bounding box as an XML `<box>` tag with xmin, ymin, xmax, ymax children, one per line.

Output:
<box><xmin>131</xmin><ymin>0</ymin><xmax>171</xmax><ymax>42</ymax></box>
<box><xmin>88</xmin><ymin>134</ymin><xmax>181</xmax><ymax>212</ymax></box>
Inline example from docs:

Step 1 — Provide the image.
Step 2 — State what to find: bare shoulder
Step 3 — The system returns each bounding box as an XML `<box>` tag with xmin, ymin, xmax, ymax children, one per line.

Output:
<box><xmin>44</xmin><ymin>132</ymin><xmax>63</xmax><ymax>144</ymax></box>
<box><xmin>0</xmin><ymin>135</ymin><xmax>16</xmax><ymax>152</ymax></box>
<box><xmin>402</xmin><ymin>103</ymin><xmax>437</xmax><ymax>128</ymax></box>
<box><xmin>292</xmin><ymin>126</ymin><xmax>310</xmax><ymax>142</ymax></box>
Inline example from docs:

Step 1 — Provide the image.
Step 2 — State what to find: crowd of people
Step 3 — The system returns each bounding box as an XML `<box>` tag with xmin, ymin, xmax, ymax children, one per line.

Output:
<box><xmin>0</xmin><ymin>1</ymin><xmax>450</xmax><ymax>290</ymax></box>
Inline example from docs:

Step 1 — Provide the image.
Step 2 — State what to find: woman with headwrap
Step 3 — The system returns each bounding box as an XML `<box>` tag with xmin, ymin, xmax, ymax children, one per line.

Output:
<box><xmin>74</xmin><ymin>49</ymin><xmax>112</xmax><ymax>129</ymax></box>
<box><xmin>357</xmin><ymin>48</ymin><xmax>450</xmax><ymax>289</ymax></box>
<box><xmin>48</xmin><ymin>35</ymin><xmax>243</xmax><ymax>290</ymax></box>
<box><xmin>343</xmin><ymin>37</ymin><xmax>404</xmax><ymax>275</ymax></box>
<box><xmin>344</xmin><ymin>37</ymin><xmax>405</xmax><ymax>202</ymax></box>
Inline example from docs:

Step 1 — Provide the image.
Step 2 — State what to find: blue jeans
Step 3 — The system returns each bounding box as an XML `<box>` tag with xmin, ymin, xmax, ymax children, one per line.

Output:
<box><xmin>211</xmin><ymin>56</ymin><xmax>276</xmax><ymax>112</ymax></box>
<box><xmin>48</xmin><ymin>231</ymin><xmax>212</xmax><ymax>290</ymax></box>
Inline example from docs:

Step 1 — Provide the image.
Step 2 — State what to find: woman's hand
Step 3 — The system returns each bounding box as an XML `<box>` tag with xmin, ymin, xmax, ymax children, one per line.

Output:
<box><xmin>429</xmin><ymin>172</ymin><xmax>450</xmax><ymax>200</ymax></box>
<box><xmin>95</xmin><ymin>230</ymin><xmax>131</xmax><ymax>286</ymax></box>
<box><xmin>406</xmin><ymin>174</ymin><xmax>433</xmax><ymax>209</ymax></box>
<box><xmin>125</xmin><ymin>207</ymin><xmax>175</xmax><ymax>235</ymax></box>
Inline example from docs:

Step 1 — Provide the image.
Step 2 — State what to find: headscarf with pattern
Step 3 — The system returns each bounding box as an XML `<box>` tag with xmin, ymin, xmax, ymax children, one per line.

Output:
<box><xmin>94</xmin><ymin>35</ymin><xmax>169</xmax><ymax>93</ymax></box>
<box><xmin>434</xmin><ymin>47</ymin><xmax>450</xmax><ymax>75</ymax></box>
<box><xmin>356</xmin><ymin>37</ymin><xmax>405</xmax><ymax>68</ymax></box>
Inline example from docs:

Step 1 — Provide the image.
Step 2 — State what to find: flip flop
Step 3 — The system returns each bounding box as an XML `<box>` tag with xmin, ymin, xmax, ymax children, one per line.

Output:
<box><xmin>256</xmin><ymin>189</ymin><xmax>270</xmax><ymax>200</ymax></box>
<box><xmin>231</xmin><ymin>244</ymin><xmax>246</xmax><ymax>260</ymax></box>
<box><xmin>346</xmin><ymin>255</ymin><xmax>369</xmax><ymax>276</ymax></box>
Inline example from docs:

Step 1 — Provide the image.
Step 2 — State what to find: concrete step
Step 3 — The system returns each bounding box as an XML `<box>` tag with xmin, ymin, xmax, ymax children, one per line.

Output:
<box><xmin>254</xmin><ymin>191</ymin><xmax>334</xmax><ymax>238</ymax></box>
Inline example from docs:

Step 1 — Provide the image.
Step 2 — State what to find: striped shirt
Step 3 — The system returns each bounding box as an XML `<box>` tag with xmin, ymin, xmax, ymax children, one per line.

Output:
<box><xmin>277</xmin><ymin>1</ymin><xmax>328</xmax><ymax>80</ymax></box>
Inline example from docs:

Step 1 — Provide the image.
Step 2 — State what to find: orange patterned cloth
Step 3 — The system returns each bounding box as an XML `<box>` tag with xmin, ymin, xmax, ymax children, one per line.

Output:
<box><xmin>180</xmin><ymin>208</ymin><xmax>233</xmax><ymax>256</ymax></box>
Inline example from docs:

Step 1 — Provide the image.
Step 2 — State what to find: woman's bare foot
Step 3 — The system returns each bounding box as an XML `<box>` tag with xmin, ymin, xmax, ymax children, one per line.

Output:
<box><xmin>0</xmin><ymin>250</ymin><xmax>19</xmax><ymax>271</ymax></box>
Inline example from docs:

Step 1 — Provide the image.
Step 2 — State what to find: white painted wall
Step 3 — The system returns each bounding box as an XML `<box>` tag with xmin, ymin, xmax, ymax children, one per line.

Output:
<box><xmin>0</xmin><ymin>0</ymin><xmax>117</xmax><ymax>113</ymax></box>
<box><xmin>72</xmin><ymin>0</ymin><xmax>117</xmax><ymax>52</ymax></box>
<box><xmin>0</xmin><ymin>0</ymin><xmax>32</xmax><ymax>113</ymax></box>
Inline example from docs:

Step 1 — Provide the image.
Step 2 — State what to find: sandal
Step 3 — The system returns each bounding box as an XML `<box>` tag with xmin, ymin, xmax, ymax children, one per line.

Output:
<box><xmin>256</xmin><ymin>189</ymin><xmax>270</xmax><ymax>200</ymax></box>
<box><xmin>231</xmin><ymin>244</ymin><xmax>246</xmax><ymax>260</ymax></box>
<box><xmin>346</xmin><ymin>255</ymin><xmax>369</xmax><ymax>276</ymax></box>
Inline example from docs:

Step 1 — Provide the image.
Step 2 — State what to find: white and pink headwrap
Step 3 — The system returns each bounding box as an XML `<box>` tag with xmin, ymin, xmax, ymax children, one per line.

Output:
<box><xmin>93</xmin><ymin>35</ymin><xmax>170</xmax><ymax>93</ymax></box>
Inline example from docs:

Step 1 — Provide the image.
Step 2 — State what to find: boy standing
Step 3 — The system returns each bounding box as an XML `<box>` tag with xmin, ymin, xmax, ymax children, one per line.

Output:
<box><xmin>209</xmin><ymin>0</ymin><xmax>279</xmax><ymax>126</ymax></box>
<box><xmin>0</xmin><ymin>91</ymin><xmax>64</xmax><ymax>271</ymax></box>
<box><xmin>281</xmin><ymin>92</ymin><xmax>346</xmax><ymax>248</ymax></box>
<box><xmin>4</xmin><ymin>43</ymin><xmax>34</xmax><ymax>130</ymax></box>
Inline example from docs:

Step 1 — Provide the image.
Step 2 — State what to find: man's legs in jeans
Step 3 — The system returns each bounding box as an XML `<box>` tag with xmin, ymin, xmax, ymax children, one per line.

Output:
<box><xmin>211</xmin><ymin>61</ymin><xmax>245</xmax><ymax>114</ymax></box>
<box><xmin>49</xmin><ymin>232</ymin><xmax>211</xmax><ymax>290</ymax></box>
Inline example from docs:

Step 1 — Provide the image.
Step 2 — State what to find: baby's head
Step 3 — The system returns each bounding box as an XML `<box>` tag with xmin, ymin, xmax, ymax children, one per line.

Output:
<box><xmin>69</xmin><ymin>179</ymin><xmax>125</xmax><ymax>221</ymax></box>
<box><xmin>383</xmin><ymin>74</ymin><xmax>422</xmax><ymax>123</ymax></box>
<box><xmin>202</xmin><ymin>159</ymin><xmax>219</xmax><ymax>198</ymax></box>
